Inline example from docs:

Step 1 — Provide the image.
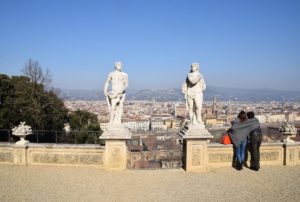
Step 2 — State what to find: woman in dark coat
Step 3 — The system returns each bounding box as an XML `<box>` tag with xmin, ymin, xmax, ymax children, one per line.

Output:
<box><xmin>228</xmin><ymin>111</ymin><xmax>254</xmax><ymax>170</ymax></box>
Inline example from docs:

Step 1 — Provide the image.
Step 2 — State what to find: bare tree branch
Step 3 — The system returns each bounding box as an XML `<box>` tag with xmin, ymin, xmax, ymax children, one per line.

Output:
<box><xmin>22</xmin><ymin>58</ymin><xmax>52</xmax><ymax>88</ymax></box>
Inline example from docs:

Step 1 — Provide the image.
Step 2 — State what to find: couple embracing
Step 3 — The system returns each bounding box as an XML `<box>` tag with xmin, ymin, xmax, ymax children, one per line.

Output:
<box><xmin>228</xmin><ymin>111</ymin><xmax>262</xmax><ymax>171</ymax></box>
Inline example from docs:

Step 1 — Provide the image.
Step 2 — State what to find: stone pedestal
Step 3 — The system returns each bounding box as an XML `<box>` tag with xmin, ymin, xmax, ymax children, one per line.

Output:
<box><xmin>284</xmin><ymin>142</ymin><xmax>300</xmax><ymax>166</ymax></box>
<box><xmin>16</xmin><ymin>138</ymin><xmax>29</xmax><ymax>145</ymax></box>
<box><xmin>181</xmin><ymin>123</ymin><xmax>213</xmax><ymax>172</ymax></box>
<box><xmin>100</xmin><ymin>124</ymin><xmax>131</xmax><ymax>171</ymax></box>
<box><xmin>12</xmin><ymin>145</ymin><xmax>27</xmax><ymax>165</ymax></box>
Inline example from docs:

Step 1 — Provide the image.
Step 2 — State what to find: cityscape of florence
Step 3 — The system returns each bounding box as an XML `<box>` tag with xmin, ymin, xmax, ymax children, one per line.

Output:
<box><xmin>1</xmin><ymin>0</ymin><xmax>300</xmax><ymax>201</ymax></box>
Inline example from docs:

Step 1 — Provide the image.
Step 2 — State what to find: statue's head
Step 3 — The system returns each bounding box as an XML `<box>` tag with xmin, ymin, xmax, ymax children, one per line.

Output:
<box><xmin>191</xmin><ymin>63</ymin><xmax>199</xmax><ymax>72</ymax></box>
<box><xmin>114</xmin><ymin>61</ymin><xmax>122</xmax><ymax>71</ymax></box>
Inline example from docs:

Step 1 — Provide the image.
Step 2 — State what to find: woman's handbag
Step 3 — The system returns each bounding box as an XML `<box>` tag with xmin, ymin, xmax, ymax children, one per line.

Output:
<box><xmin>222</xmin><ymin>134</ymin><xmax>232</xmax><ymax>144</ymax></box>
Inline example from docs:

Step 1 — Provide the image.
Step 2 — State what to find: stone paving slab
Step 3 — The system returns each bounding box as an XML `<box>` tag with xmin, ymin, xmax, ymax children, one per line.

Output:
<box><xmin>1</xmin><ymin>165</ymin><xmax>300</xmax><ymax>202</ymax></box>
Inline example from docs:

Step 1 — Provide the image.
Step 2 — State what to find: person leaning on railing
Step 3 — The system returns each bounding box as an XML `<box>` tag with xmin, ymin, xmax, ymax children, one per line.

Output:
<box><xmin>227</xmin><ymin>111</ymin><xmax>249</xmax><ymax>170</ymax></box>
<box><xmin>247</xmin><ymin>111</ymin><xmax>262</xmax><ymax>171</ymax></box>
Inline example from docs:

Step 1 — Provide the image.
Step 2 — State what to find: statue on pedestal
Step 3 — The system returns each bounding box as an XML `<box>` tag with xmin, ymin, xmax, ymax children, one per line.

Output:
<box><xmin>181</xmin><ymin>63</ymin><xmax>212</xmax><ymax>172</ymax></box>
<box><xmin>101</xmin><ymin>62</ymin><xmax>130</xmax><ymax>170</ymax></box>
<box><xmin>104</xmin><ymin>61</ymin><xmax>128</xmax><ymax>126</ymax></box>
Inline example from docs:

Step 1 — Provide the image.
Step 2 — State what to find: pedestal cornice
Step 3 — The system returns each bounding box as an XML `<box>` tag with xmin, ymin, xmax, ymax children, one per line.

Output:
<box><xmin>100</xmin><ymin>123</ymin><xmax>131</xmax><ymax>140</ymax></box>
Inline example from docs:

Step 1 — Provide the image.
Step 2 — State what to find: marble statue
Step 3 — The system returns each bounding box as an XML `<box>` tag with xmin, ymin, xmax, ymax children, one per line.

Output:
<box><xmin>182</xmin><ymin>63</ymin><xmax>206</xmax><ymax>126</ymax></box>
<box><xmin>104</xmin><ymin>61</ymin><xmax>128</xmax><ymax>125</ymax></box>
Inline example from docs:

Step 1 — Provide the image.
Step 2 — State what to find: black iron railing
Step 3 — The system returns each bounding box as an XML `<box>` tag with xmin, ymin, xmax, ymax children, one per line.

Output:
<box><xmin>0</xmin><ymin>129</ymin><xmax>102</xmax><ymax>144</ymax></box>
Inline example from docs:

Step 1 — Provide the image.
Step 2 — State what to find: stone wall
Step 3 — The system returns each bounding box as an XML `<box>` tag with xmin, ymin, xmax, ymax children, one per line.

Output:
<box><xmin>0</xmin><ymin>145</ymin><xmax>14</xmax><ymax>164</ymax></box>
<box><xmin>0</xmin><ymin>143</ymin><xmax>105</xmax><ymax>168</ymax></box>
<box><xmin>207</xmin><ymin>144</ymin><xmax>233</xmax><ymax>168</ymax></box>
<box><xmin>207</xmin><ymin>142</ymin><xmax>300</xmax><ymax>168</ymax></box>
<box><xmin>1</xmin><ymin>142</ymin><xmax>300</xmax><ymax>170</ymax></box>
<box><xmin>285</xmin><ymin>143</ymin><xmax>300</xmax><ymax>166</ymax></box>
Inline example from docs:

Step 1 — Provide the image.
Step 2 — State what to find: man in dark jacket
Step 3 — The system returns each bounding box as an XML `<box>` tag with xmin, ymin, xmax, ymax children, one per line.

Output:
<box><xmin>247</xmin><ymin>111</ymin><xmax>262</xmax><ymax>171</ymax></box>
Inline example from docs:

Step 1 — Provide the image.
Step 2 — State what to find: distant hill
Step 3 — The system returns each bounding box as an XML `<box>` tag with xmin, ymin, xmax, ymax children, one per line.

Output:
<box><xmin>58</xmin><ymin>87</ymin><xmax>300</xmax><ymax>101</ymax></box>
<box><xmin>127</xmin><ymin>89</ymin><xmax>182</xmax><ymax>101</ymax></box>
<box><xmin>58</xmin><ymin>89</ymin><xmax>104</xmax><ymax>100</ymax></box>
<box><xmin>204</xmin><ymin>86</ymin><xmax>300</xmax><ymax>101</ymax></box>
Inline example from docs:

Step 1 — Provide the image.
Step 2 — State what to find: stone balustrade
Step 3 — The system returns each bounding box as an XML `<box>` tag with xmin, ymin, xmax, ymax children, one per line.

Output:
<box><xmin>0</xmin><ymin>142</ymin><xmax>299</xmax><ymax>171</ymax></box>
<box><xmin>0</xmin><ymin>143</ymin><xmax>105</xmax><ymax>168</ymax></box>
<box><xmin>207</xmin><ymin>143</ymin><xmax>285</xmax><ymax>168</ymax></box>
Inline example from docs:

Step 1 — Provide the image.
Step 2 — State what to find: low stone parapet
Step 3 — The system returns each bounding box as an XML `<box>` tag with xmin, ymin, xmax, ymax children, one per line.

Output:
<box><xmin>259</xmin><ymin>143</ymin><xmax>284</xmax><ymax>166</ymax></box>
<box><xmin>207</xmin><ymin>142</ymin><xmax>300</xmax><ymax>168</ymax></box>
<box><xmin>1</xmin><ymin>142</ymin><xmax>300</xmax><ymax>170</ymax></box>
<box><xmin>285</xmin><ymin>143</ymin><xmax>300</xmax><ymax>166</ymax></box>
<box><xmin>0</xmin><ymin>143</ymin><xmax>105</xmax><ymax>168</ymax></box>
<box><xmin>207</xmin><ymin>144</ymin><xmax>234</xmax><ymax>168</ymax></box>
<box><xmin>0</xmin><ymin>144</ymin><xmax>27</xmax><ymax>165</ymax></box>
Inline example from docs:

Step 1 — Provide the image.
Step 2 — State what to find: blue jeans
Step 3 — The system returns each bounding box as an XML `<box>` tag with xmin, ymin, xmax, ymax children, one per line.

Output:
<box><xmin>236</xmin><ymin>140</ymin><xmax>247</xmax><ymax>163</ymax></box>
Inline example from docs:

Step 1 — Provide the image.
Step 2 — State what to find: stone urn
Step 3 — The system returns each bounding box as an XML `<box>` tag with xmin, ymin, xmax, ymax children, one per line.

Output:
<box><xmin>279</xmin><ymin>122</ymin><xmax>297</xmax><ymax>143</ymax></box>
<box><xmin>64</xmin><ymin>123</ymin><xmax>71</xmax><ymax>135</ymax></box>
<box><xmin>12</xmin><ymin>122</ymin><xmax>32</xmax><ymax>145</ymax></box>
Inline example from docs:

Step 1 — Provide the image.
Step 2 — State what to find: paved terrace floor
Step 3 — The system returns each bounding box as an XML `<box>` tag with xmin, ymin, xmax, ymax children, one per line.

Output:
<box><xmin>1</xmin><ymin>165</ymin><xmax>300</xmax><ymax>202</ymax></box>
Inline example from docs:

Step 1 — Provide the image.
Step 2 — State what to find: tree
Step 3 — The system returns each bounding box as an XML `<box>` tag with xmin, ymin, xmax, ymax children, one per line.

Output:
<box><xmin>22</xmin><ymin>58</ymin><xmax>51</xmax><ymax>88</ymax></box>
<box><xmin>0</xmin><ymin>74</ymin><xmax>14</xmax><ymax>129</ymax></box>
<box><xmin>0</xmin><ymin>59</ymin><xmax>68</xmax><ymax>131</ymax></box>
<box><xmin>1</xmin><ymin>58</ymin><xmax>102</xmax><ymax>144</ymax></box>
<box><xmin>2</xmin><ymin>75</ymin><xmax>68</xmax><ymax>130</ymax></box>
<box><xmin>68</xmin><ymin>110</ymin><xmax>102</xmax><ymax>143</ymax></box>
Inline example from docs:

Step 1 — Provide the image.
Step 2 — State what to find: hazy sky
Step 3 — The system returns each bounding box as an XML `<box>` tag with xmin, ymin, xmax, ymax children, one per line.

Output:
<box><xmin>0</xmin><ymin>0</ymin><xmax>299</xmax><ymax>91</ymax></box>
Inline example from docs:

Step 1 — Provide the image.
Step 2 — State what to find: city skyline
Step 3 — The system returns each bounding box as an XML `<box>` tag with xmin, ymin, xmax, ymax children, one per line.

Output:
<box><xmin>1</xmin><ymin>0</ymin><xmax>300</xmax><ymax>91</ymax></box>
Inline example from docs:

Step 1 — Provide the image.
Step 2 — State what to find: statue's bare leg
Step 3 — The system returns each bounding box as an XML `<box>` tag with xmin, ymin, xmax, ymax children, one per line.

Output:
<box><xmin>187</xmin><ymin>97</ymin><xmax>195</xmax><ymax>124</ymax></box>
<box><xmin>116</xmin><ymin>94</ymin><xmax>125</xmax><ymax>123</ymax></box>
<box><xmin>110</xmin><ymin>99</ymin><xmax>117</xmax><ymax>124</ymax></box>
<box><xmin>194</xmin><ymin>94</ymin><xmax>203</xmax><ymax>124</ymax></box>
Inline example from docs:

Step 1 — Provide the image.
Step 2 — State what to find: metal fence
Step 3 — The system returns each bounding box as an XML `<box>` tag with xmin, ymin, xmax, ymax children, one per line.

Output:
<box><xmin>0</xmin><ymin>129</ymin><xmax>102</xmax><ymax>144</ymax></box>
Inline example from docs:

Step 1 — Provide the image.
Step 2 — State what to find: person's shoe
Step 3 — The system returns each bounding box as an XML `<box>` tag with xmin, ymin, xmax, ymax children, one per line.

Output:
<box><xmin>236</xmin><ymin>161</ymin><xmax>242</xmax><ymax>170</ymax></box>
<box><xmin>240</xmin><ymin>161</ymin><xmax>244</xmax><ymax>170</ymax></box>
<box><xmin>250</xmin><ymin>166</ymin><xmax>259</xmax><ymax>171</ymax></box>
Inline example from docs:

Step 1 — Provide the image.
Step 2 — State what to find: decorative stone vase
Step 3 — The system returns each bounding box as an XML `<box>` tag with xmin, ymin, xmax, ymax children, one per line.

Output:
<box><xmin>64</xmin><ymin>123</ymin><xmax>71</xmax><ymax>134</ymax></box>
<box><xmin>279</xmin><ymin>122</ymin><xmax>297</xmax><ymax>143</ymax></box>
<box><xmin>12</xmin><ymin>122</ymin><xmax>32</xmax><ymax>145</ymax></box>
